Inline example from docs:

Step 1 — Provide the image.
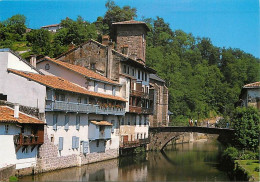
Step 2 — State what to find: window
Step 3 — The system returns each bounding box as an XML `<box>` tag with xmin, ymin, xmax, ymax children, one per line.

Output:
<box><xmin>65</xmin><ymin>115</ymin><xmax>69</xmax><ymax>130</ymax></box>
<box><xmin>96</xmin><ymin>140</ymin><xmax>99</xmax><ymax>147</ymax></box>
<box><xmin>121</xmin><ymin>118</ymin><xmax>124</xmax><ymax>125</ymax></box>
<box><xmin>132</xmin><ymin>68</ymin><xmax>135</xmax><ymax>76</ymax></box>
<box><xmin>146</xmin><ymin>86</ymin><xmax>149</xmax><ymax>93</ymax></box>
<box><xmin>53</xmin><ymin>114</ymin><xmax>58</xmax><ymax>130</ymax></box>
<box><xmin>127</xmin><ymin>66</ymin><xmax>130</xmax><ymax>74</ymax></box>
<box><xmin>45</xmin><ymin>63</ymin><xmax>50</xmax><ymax>70</ymax></box>
<box><xmin>84</xmin><ymin>98</ymin><xmax>88</xmax><ymax>104</ymax></box>
<box><xmin>104</xmin><ymin>84</ymin><xmax>106</xmax><ymax>92</ymax></box>
<box><xmin>58</xmin><ymin>137</ymin><xmax>64</xmax><ymax>150</ymax></box>
<box><xmin>112</xmin><ymin>86</ymin><xmax>116</xmax><ymax>96</ymax></box>
<box><xmin>55</xmin><ymin>93</ymin><xmax>65</xmax><ymax>101</ymax></box>
<box><xmin>83</xmin><ymin>141</ymin><xmax>89</xmax><ymax>154</ymax></box>
<box><xmin>142</xmin><ymin>72</ymin><xmax>144</xmax><ymax>80</ymax></box>
<box><xmin>122</xmin><ymin>46</ymin><xmax>128</xmax><ymax>55</ymax></box>
<box><xmin>72</xmin><ymin>136</ymin><xmax>79</xmax><ymax>149</ymax></box>
<box><xmin>111</xmin><ymin>120</ymin><xmax>115</xmax><ymax>133</ymax></box>
<box><xmin>90</xmin><ymin>63</ymin><xmax>95</xmax><ymax>70</ymax></box>
<box><xmin>77</xmin><ymin>97</ymin><xmax>81</xmax><ymax>103</ymax></box>
<box><xmin>145</xmin><ymin>73</ymin><xmax>147</xmax><ymax>81</ymax></box>
<box><xmin>138</xmin><ymin>70</ymin><xmax>140</xmax><ymax>79</ymax></box>
<box><xmin>76</xmin><ymin>115</ymin><xmax>80</xmax><ymax>130</ymax></box>
<box><xmin>123</xmin><ymin>65</ymin><xmax>126</xmax><ymax>73</ymax></box>
<box><xmin>4</xmin><ymin>124</ymin><xmax>9</xmax><ymax>133</ymax></box>
<box><xmin>94</xmin><ymin>82</ymin><xmax>98</xmax><ymax>92</ymax></box>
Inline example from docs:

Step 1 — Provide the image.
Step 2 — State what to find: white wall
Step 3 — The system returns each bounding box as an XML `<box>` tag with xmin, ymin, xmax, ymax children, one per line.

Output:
<box><xmin>0</xmin><ymin>52</ymin><xmax>46</xmax><ymax>113</ymax></box>
<box><xmin>119</xmin><ymin>76</ymin><xmax>130</xmax><ymax>112</ymax></box>
<box><xmin>37</xmin><ymin>60</ymin><xmax>121</xmax><ymax>97</ymax></box>
<box><xmin>45</xmin><ymin>112</ymin><xmax>89</xmax><ymax>157</ymax></box>
<box><xmin>4</xmin><ymin>52</ymin><xmax>38</xmax><ymax>73</ymax></box>
<box><xmin>0</xmin><ymin>123</ymin><xmax>38</xmax><ymax>169</ymax></box>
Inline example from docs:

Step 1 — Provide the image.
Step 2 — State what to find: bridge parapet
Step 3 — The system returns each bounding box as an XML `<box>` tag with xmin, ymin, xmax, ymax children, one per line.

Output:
<box><xmin>148</xmin><ymin>126</ymin><xmax>235</xmax><ymax>151</ymax></box>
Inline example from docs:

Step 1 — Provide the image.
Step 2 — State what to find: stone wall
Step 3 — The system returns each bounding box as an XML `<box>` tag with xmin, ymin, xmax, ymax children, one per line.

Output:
<box><xmin>115</xmin><ymin>25</ymin><xmax>147</xmax><ymax>63</ymax></box>
<box><xmin>0</xmin><ymin>164</ymin><xmax>15</xmax><ymax>181</ymax></box>
<box><xmin>36</xmin><ymin>126</ymin><xmax>119</xmax><ymax>174</ymax></box>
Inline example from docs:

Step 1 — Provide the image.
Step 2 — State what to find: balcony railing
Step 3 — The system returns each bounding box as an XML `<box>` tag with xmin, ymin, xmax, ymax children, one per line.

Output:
<box><xmin>46</xmin><ymin>100</ymin><xmax>125</xmax><ymax>115</ymax></box>
<box><xmin>131</xmin><ymin>90</ymin><xmax>143</xmax><ymax>97</ymax></box>
<box><xmin>120</xmin><ymin>138</ymin><xmax>150</xmax><ymax>148</ymax></box>
<box><xmin>142</xmin><ymin>107</ymin><xmax>153</xmax><ymax>115</ymax></box>
<box><xmin>14</xmin><ymin>133</ymin><xmax>43</xmax><ymax>146</ymax></box>
<box><xmin>129</xmin><ymin>105</ymin><xmax>142</xmax><ymax>114</ymax></box>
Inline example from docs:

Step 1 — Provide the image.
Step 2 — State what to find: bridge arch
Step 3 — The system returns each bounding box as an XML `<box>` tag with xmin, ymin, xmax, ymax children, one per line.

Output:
<box><xmin>148</xmin><ymin>127</ymin><xmax>234</xmax><ymax>151</ymax></box>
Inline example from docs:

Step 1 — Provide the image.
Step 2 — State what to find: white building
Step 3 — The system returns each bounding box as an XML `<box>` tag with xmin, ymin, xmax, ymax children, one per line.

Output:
<box><xmin>0</xmin><ymin>105</ymin><xmax>45</xmax><ymax>170</ymax></box>
<box><xmin>240</xmin><ymin>81</ymin><xmax>260</xmax><ymax>111</ymax></box>
<box><xmin>41</xmin><ymin>24</ymin><xmax>61</xmax><ymax>33</ymax></box>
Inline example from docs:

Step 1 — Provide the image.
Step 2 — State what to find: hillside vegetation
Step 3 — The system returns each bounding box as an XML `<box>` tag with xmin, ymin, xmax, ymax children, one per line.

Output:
<box><xmin>0</xmin><ymin>0</ymin><xmax>259</xmax><ymax>124</ymax></box>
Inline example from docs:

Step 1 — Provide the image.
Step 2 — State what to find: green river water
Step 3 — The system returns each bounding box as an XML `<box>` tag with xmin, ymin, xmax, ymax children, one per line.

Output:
<box><xmin>19</xmin><ymin>140</ymin><xmax>229</xmax><ymax>181</ymax></box>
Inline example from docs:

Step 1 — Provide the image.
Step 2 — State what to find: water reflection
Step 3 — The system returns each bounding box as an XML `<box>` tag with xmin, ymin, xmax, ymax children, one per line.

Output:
<box><xmin>20</xmin><ymin>140</ymin><xmax>229</xmax><ymax>181</ymax></box>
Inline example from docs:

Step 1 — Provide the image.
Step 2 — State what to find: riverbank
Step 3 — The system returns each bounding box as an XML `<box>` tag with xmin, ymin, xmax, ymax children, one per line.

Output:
<box><xmin>234</xmin><ymin>160</ymin><xmax>259</xmax><ymax>181</ymax></box>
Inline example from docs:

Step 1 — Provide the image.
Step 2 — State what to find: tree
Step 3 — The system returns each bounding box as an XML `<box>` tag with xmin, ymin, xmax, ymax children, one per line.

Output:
<box><xmin>2</xmin><ymin>14</ymin><xmax>27</xmax><ymax>40</ymax></box>
<box><xmin>26</xmin><ymin>29</ymin><xmax>52</xmax><ymax>56</ymax></box>
<box><xmin>231</xmin><ymin>107</ymin><xmax>260</xmax><ymax>150</ymax></box>
<box><xmin>103</xmin><ymin>0</ymin><xmax>137</xmax><ymax>35</ymax></box>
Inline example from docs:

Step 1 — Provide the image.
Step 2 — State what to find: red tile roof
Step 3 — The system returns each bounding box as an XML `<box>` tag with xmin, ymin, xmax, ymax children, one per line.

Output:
<box><xmin>112</xmin><ymin>20</ymin><xmax>149</xmax><ymax>31</ymax></box>
<box><xmin>41</xmin><ymin>57</ymin><xmax>119</xmax><ymax>85</ymax></box>
<box><xmin>0</xmin><ymin>106</ymin><xmax>44</xmax><ymax>124</ymax></box>
<box><xmin>243</xmin><ymin>82</ymin><xmax>260</xmax><ymax>88</ymax></box>
<box><xmin>41</xmin><ymin>24</ymin><xmax>60</xmax><ymax>28</ymax></box>
<box><xmin>8</xmin><ymin>69</ymin><xmax>126</xmax><ymax>102</ymax></box>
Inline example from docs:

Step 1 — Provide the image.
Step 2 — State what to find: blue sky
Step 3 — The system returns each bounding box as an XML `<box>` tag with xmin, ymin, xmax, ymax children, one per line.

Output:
<box><xmin>0</xmin><ymin>0</ymin><xmax>259</xmax><ymax>58</ymax></box>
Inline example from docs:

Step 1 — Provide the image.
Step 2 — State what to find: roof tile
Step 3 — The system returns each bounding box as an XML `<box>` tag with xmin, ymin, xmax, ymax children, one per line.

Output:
<box><xmin>43</xmin><ymin>57</ymin><xmax>119</xmax><ymax>85</ymax></box>
<box><xmin>0</xmin><ymin>106</ymin><xmax>44</xmax><ymax>124</ymax></box>
<box><xmin>8</xmin><ymin>69</ymin><xmax>126</xmax><ymax>102</ymax></box>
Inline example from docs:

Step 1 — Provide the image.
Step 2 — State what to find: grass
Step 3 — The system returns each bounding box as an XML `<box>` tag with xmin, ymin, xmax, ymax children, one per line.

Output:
<box><xmin>235</xmin><ymin>160</ymin><xmax>259</xmax><ymax>181</ymax></box>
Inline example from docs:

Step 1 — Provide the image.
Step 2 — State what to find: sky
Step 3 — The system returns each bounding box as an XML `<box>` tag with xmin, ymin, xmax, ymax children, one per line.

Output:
<box><xmin>0</xmin><ymin>0</ymin><xmax>259</xmax><ymax>58</ymax></box>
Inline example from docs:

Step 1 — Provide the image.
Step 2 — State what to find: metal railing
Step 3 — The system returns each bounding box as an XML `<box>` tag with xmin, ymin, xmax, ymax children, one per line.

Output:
<box><xmin>46</xmin><ymin>100</ymin><xmax>125</xmax><ymax>115</ymax></box>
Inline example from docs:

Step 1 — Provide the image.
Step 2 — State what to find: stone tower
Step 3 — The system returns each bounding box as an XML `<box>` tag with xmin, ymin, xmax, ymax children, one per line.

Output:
<box><xmin>112</xmin><ymin>20</ymin><xmax>149</xmax><ymax>64</ymax></box>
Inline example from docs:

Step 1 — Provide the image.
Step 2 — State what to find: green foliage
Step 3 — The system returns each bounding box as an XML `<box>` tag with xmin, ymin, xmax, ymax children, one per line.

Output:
<box><xmin>231</xmin><ymin>107</ymin><xmax>260</xmax><ymax>150</ymax></box>
<box><xmin>102</xmin><ymin>0</ymin><xmax>137</xmax><ymax>35</ymax></box>
<box><xmin>144</xmin><ymin>16</ymin><xmax>260</xmax><ymax>125</ymax></box>
<box><xmin>220</xmin><ymin>147</ymin><xmax>239</xmax><ymax>171</ymax></box>
<box><xmin>26</xmin><ymin>29</ymin><xmax>52</xmax><ymax>56</ymax></box>
<box><xmin>9</xmin><ymin>176</ymin><xmax>18</xmax><ymax>182</ymax></box>
<box><xmin>254</xmin><ymin>166</ymin><xmax>259</xmax><ymax>172</ymax></box>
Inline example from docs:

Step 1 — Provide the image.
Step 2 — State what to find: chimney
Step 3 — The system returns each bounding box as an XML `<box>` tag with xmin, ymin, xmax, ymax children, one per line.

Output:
<box><xmin>102</xmin><ymin>35</ymin><xmax>110</xmax><ymax>46</ymax></box>
<box><xmin>30</xmin><ymin>55</ymin><xmax>37</xmax><ymax>68</ymax></box>
<box><xmin>14</xmin><ymin>104</ymin><xmax>19</xmax><ymax>118</ymax></box>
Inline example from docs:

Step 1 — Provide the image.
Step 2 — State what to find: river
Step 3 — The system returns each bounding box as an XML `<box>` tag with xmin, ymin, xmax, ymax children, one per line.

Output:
<box><xmin>19</xmin><ymin>140</ymin><xmax>229</xmax><ymax>181</ymax></box>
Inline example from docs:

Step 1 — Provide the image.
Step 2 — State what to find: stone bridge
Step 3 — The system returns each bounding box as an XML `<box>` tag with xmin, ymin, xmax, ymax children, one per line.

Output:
<box><xmin>148</xmin><ymin>127</ymin><xmax>235</xmax><ymax>151</ymax></box>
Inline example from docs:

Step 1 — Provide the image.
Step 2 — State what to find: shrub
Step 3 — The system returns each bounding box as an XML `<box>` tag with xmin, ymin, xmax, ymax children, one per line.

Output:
<box><xmin>220</xmin><ymin>147</ymin><xmax>239</xmax><ymax>171</ymax></box>
<box><xmin>254</xmin><ymin>166</ymin><xmax>259</xmax><ymax>172</ymax></box>
<box><xmin>9</xmin><ymin>176</ymin><xmax>18</xmax><ymax>182</ymax></box>
<box><xmin>240</xmin><ymin>150</ymin><xmax>257</xmax><ymax>160</ymax></box>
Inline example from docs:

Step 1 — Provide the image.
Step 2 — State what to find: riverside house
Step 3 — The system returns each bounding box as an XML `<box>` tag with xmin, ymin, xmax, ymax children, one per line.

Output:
<box><xmin>54</xmin><ymin>20</ymin><xmax>166</xmax><ymax>152</ymax></box>
<box><xmin>0</xmin><ymin>48</ymin><xmax>126</xmax><ymax>175</ymax></box>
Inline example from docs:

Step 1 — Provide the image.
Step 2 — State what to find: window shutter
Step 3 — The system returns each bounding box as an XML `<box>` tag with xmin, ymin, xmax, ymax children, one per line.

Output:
<box><xmin>72</xmin><ymin>136</ymin><xmax>76</xmax><ymax>149</ymax></box>
<box><xmin>83</xmin><ymin>141</ymin><xmax>88</xmax><ymax>154</ymax></box>
<box><xmin>112</xmin><ymin>86</ymin><xmax>116</xmax><ymax>96</ymax></box>
<box><xmin>58</xmin><ymin>137</ymin><xmax>63</xmax><ymax>150</ymax></box>
<box><xmin>75</xmin><ymin>137</ymin><xmax>79</xmax><ymax>149</ymax></box>
<box><xmin>76</xmin><ymin>115</ymin><xmax>80</xmax><ymax>130</ymax></box>
<box><xmin>53</xmin><ymin>114</ymin><xmax>57</xmax><ymax>130</ymax></box>
<box><xmin>65</xmin><ymin>115</ymin><xmax>69</xmax><ymax>130</ymax></box>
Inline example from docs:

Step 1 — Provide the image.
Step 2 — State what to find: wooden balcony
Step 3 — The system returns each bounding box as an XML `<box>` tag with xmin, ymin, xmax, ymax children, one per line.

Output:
<box><xmin>46</xmin><ymin>100</ymin><xmax>125</xmax><ymax>115</ymax></box>
<box><xmin>14</xmin><ymin>132</ymin><xmax>44</xmax><ymax>152</ymax></box>
<box><xmin>129</xmin><ymin>105</ymin><xmax>142</xmax><ymax>114</ymax></box>
<box><xmin>142</xmin><ymin>107</ymin><xmax>153</xmax><ymax>115</ymax></box>
<box><xmin>120</xmin><ymin>138</ymin><xmax>150</xmax><ymax>149</ymax></box>
<box><xmin>130</xmin><ymin>90</ymin><xmax>143</xmax><ymax>97</ymax></box>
